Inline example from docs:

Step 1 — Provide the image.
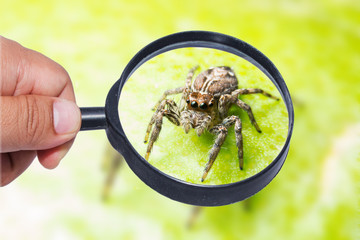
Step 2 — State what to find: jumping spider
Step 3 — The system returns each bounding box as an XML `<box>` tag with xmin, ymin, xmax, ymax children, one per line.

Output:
<box><xmin>144</xmin><ymin>66</ymin><xmax>279</xmax><ymax>182</ymax></box>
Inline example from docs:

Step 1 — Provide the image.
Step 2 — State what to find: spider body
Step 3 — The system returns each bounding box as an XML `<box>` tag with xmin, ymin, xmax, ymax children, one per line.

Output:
<box><xmin>144</xmin><ymin>66</ymin><xmax>279</xmax><ymax>182</ymax></box>
<box><xmin>192</xmin><ymin>66</ymin><xmax>238</xmax><ymax>96</ymax></box>
<box><xmin>186</xmin><ymin>66</ymin><xmax>235</xmax><ymax>115</ymax></box>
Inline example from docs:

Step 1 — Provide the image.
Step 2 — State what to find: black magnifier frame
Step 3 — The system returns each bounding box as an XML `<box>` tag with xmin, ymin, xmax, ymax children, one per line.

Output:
<box><xmin>80</xmin><ymin>31</ymin><xmax>294</xmax><ymax>206</ymax></box>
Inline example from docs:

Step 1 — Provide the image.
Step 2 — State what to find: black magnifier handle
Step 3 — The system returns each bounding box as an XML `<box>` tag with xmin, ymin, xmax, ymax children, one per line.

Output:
<box><xmin>79</xmin><ymin>107</ymin><xmax>107</xmax><ymax>131</ymax></box>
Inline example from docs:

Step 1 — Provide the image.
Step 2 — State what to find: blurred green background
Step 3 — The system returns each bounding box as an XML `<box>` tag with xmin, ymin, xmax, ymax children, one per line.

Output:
<box><xmin>1</xmin><ymin>0</ymin><xmax>359</xmax><ymax>239</ymax></box>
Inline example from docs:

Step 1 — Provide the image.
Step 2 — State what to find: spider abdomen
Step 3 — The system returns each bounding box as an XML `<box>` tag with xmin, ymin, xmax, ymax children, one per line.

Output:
<box><xmin>192</xmin><ymin>66</ymin><xmax>238</xmax><ymax>97</ymax></box>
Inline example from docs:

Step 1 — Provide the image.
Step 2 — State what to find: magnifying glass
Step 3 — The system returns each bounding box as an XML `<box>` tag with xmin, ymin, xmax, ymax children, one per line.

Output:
<box><xmin>79</xmin><ymin>31</ymin><xmax>294</xmax><ymax>206</ymax></box>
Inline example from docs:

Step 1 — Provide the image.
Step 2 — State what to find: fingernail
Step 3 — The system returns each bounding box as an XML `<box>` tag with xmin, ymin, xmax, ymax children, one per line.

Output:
<box><xmin>53</xmin><ymin>100</ymin><xmax>80</xmax><ymax>134</ymax></box>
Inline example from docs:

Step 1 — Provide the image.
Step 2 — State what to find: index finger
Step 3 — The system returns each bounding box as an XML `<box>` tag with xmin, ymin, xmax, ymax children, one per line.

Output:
<box><xmin>0</xmin><ymin>36</ymin><xmax>75</xmax><ymax>101</ymax></box>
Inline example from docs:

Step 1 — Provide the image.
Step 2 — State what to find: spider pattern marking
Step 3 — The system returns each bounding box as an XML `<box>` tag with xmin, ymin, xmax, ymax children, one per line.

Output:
<box><xmin>144</xmin><ymin>66</ymin><xmax>279</xmax><ymax>182</ymax></box>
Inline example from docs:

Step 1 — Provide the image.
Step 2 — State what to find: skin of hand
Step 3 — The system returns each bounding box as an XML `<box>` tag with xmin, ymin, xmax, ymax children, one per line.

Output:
<box><xmin>0</xmin><ymin>36</ymin><xmax>81</xmax><ymax>186</ymax></box>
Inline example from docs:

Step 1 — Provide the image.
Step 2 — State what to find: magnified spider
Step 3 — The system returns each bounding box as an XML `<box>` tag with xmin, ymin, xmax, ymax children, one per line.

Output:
<box><xmin>144</xmin><ymin>66</ymin><xmax>279</xmax><ymax>182</ymax></box>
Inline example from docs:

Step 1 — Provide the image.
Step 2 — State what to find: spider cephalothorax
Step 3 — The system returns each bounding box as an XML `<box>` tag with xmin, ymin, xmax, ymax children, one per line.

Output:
<box><xmin>186</xmin><ymin>92</ymin><xmax>214</xmax><ymax>112</ymax></box>
<box><xmin>144</xmin><ymin>66</ymin><xmax>279</xmax><ymax>182</ymax></box>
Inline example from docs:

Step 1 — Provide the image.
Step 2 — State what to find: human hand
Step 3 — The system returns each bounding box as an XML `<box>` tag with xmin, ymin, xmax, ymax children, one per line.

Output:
<box><xmin>0</xmin><ymin>36</ymin><xmax>81</xmax><ymax>186</ymax></box>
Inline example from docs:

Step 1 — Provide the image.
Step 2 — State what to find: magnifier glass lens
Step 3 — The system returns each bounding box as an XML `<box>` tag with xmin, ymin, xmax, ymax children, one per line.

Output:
<box><xmin>118</xmin><ymin>47</ymin><xmax>288</xmax><ymax>185</ymax></box>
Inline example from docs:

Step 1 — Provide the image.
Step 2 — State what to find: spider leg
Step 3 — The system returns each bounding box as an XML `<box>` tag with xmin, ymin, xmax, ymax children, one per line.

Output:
<box><xmin>195</xmin><ymin>114</ymin><xmax>212</xmax><ymax>136</ymax></box>
<box><xmin>180</xmin><ymin>111</ymin><xmax>193</xmax><ymax>133</ymax></box>
<box><xmin>179</xmin><ymin>65</ymin><xmax>199</xmax><ymax>110</ymax></box>
<box><xmin>186</xmin><ymin>65</ymin><xmax>199</xmax><ymax>89</ymax></box>
<box><xmin>218</xmin><ymin>94</ymin><xmax>233</xmax><ymax>119</ymax></box>
<box><xmin>235</xmin><ymin>99</ymin><xmax>262</xmax><ymax>133</ymax></box>
<box><xmin>101</xmin><ymin>147</ymin><xmax>124</xmax><ymax>201</ymax></box>
<box><xmin>145</xmin><ymin>100</ymin><xmax>166</xmax><ymax>143</ymax></box>
<box><xmin>231</xmin><ymin>88</ymin><xmax>279</xmax><ymax>100</ymax></box>
<box><xmin>152</xmin><ymin>87</ymin><xmax>184</xmax><ymax>111</ymax></box>
<box><xmin>145</xmin><ymin>99</ymin><xmax>180</xmax><ymax>160</ymax></box>
<box><xmin>186</xmin><ymin>206</ymin><xmax>202</xmax><ymax>229</ymax></box>
<box><xmin>219</xmin><ymin>93</ymin><xmax>262</xmax><ymax>132</ymax></box>
<box><xmin>201</xmin><ymin>116</ymin><xmax>243</xmax><ymax>181</ymax></box>
<box><xmin>220</xmin><ymin>115</ymin><xmax>243</xmax><ymax>169</ymax></box>
<box><xmin>145</xmin><ymin>99</ymin><xmax>179</xmax><ymax>143</ymax></box>
<box><xmin>152</xmin><ymin>66</ymin><xmax>199</xmax><ymax>111</ymax></box>
<box><xmin>201</xmin><ymin>125</ymin><xmax>228</xmax><ymax>182</ymax></box>
<box><xmin>235</xmin><ymin>117</ymin><xmax>243</xmax><ymax>170</ymax></box>
<box><xmin>227</xmin><ymin>88</ymin><xmax>279</xmax><ymax>133</ymax></box>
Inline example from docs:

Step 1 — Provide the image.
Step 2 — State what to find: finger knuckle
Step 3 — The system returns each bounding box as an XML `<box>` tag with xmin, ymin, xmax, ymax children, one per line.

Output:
<box><xmin>22</xmin><ymin>96</ymin><xmax>45</xmax><ymax>145</ymax></box>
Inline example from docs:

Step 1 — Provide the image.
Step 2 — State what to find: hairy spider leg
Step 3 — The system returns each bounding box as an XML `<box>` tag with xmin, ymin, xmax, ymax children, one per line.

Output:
<box><xmin>232</xmin><ymin>88</ymin><xmax>279</xmax><ymax>100</ymax></box>
<box><xmin>145</xmin><ymin>99</ymin><xmax>180</xmax><ymax>142</ymax></box>
<box><xmin>152</xmin><ymin>87</ymin><xmax>184</xmax><ymax>111</ymax></box>
<box><xmin>145</xmin><ymin>99</ymin><xmax>181</xmax><ymax>160</ymax></box>
<box><xmin>235</xmin><ymin>99</ymin><xmax>262</xmax><ymax>133</ymax></box>
<box><xmin>218</xmin><ymin>94</ymin><xmax>233</xmax><ymax>119</ymax></box>
<box><xmin>201</xmin><ymin>115</ymin><xmax>242</xmax><ymax>182</ymax></box>
<box><xmin>102</xmin><ymin>151</ymin><xmax>124</xmax><ymax>201</ymax></box>
<box><xmin>186</xmin><ymin>65</ymin><xmax>199</xmax><ymax>89</ymax></box>
<box><xmin>194</xmin><ymin>114</ymin><xmax>212</xmax><ymax>136</ymax></box>
<box><xmin>180</xmin><ymin>111</ymin><xmax>192</xmax><ymax>133</ymax></box>
<box><xmin>180</xmin><ymin>110</ymin><xmax>212</xmax><ymax>136</ymax></box>
<box><xmin>151</xmin><ymin>65</ymin><xmax>199</xmax><ymax>111</ymax></box>
<box><xmin>218</xmin><ymin>94</ymin><xmax>260</xmax><ymax>133</ymax></box>
<box><xmin>218</xmin><ymin>88</ymin><xmax>278</xmax><ymax>133</ymax></box>
<box><xmin>179</xmin><ymin>65</ymin><xmax>199</xmax><ymax>110</ymax></box>
<box><xmin>234</xmin><ymin>88</ymin><xmax>279</xmax><ymax>132</ymax></box>
<box><xmin>187</xmin><ymin>206</ymin><xmax>202</xmax><ymax>229</ymax></box>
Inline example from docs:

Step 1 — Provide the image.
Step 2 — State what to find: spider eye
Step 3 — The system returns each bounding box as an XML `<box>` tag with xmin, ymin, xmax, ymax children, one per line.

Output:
<box><xmin>199</xmin><ymin>103</ymin><xmax>208</xmax><ymax>109</ymax></box>
<box><xmin>209</xmin><ymin>102</ymin><xmax>214</xmax><ymax>107</ymax></box>
<box><xmin>186</xmin><ymin>99</ymin><xmax>190</xmax><ymax>104</ymax></box>
<box><xmin>191</xmin><ymin>101</ymin><xmax>198</xmax><ymax>108</ymax></box>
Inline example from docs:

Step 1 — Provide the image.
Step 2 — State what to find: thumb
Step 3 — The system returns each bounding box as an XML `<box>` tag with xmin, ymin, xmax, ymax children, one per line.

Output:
<box><xmin>0</xmin><ymin>95</ymin><xmax>81</xmax><ymax>152</ymax></box>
